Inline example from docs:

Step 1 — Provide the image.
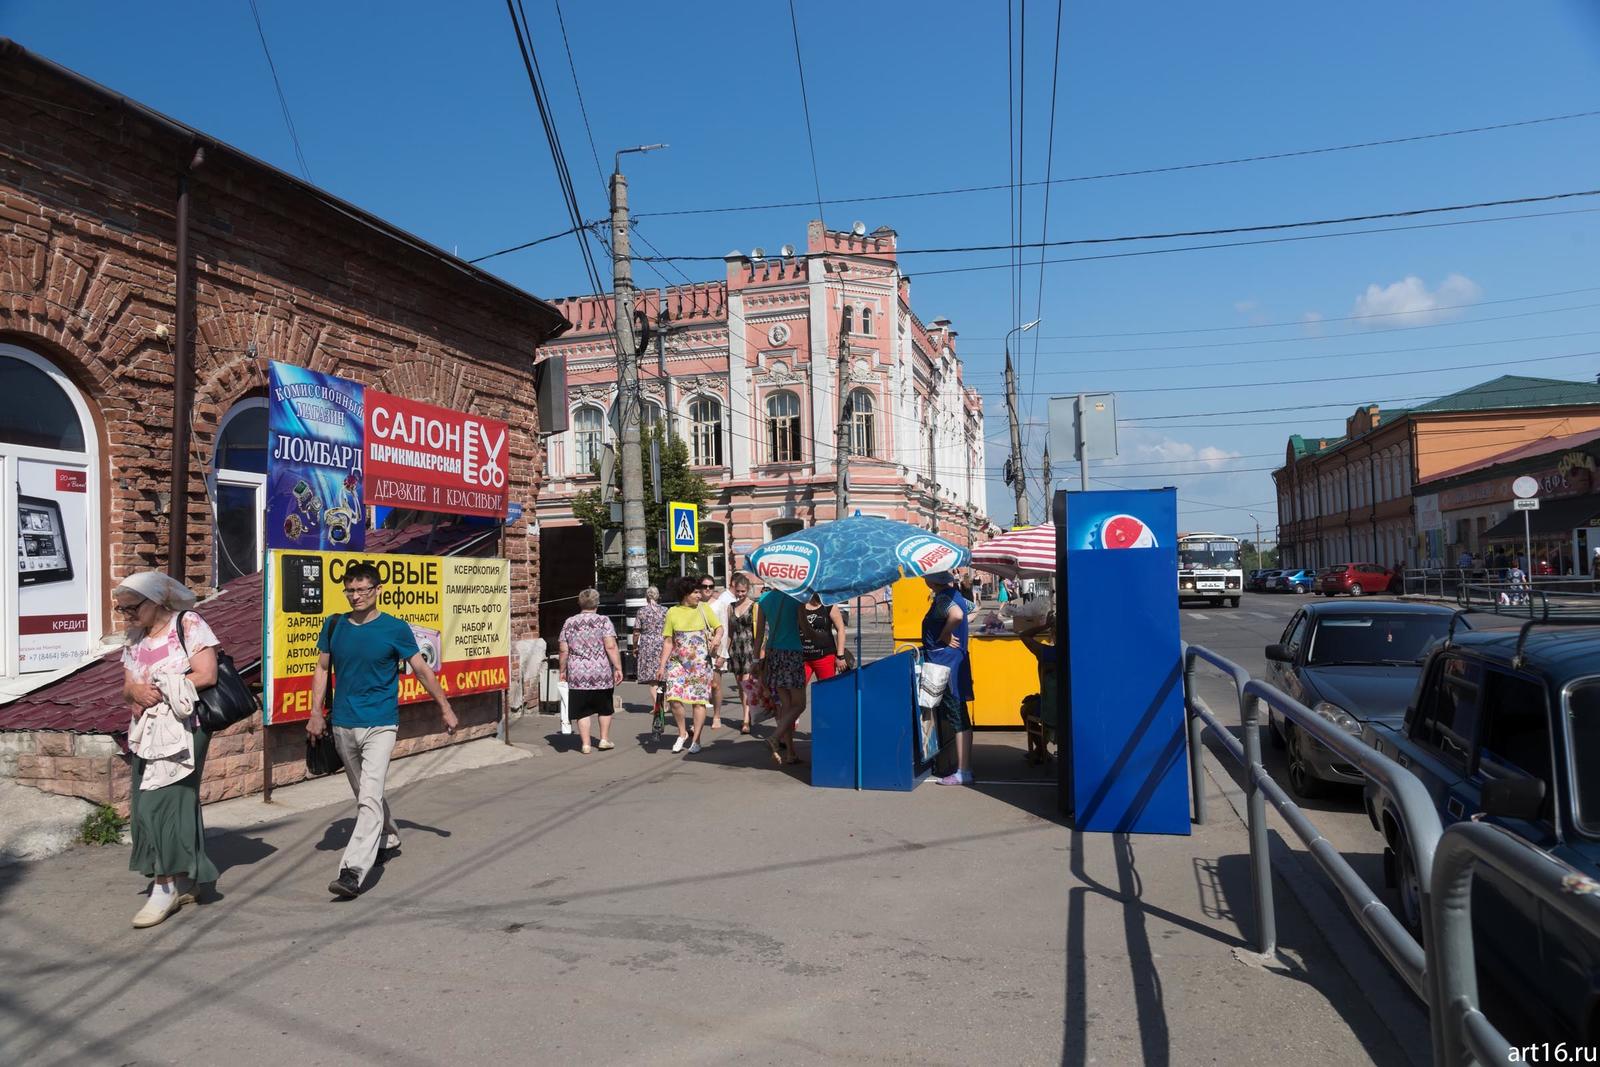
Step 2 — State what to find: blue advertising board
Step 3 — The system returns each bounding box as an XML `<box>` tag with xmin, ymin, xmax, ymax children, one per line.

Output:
<box><xmin>1056</xmin><ymin>488</ymin><xmax>1189</xmax><ymax>834</ymax></box>
<box><xmin>267</xmin><ymin>361</ymin><xmax>366</xmax><ymax>552</ymax></box>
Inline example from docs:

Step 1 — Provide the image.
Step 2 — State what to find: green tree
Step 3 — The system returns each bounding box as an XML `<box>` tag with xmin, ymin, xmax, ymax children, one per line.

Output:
<box><xmin>571</xmin><ymin>423</ymin><xmax>711</xmax><ymax>593</ymax></box>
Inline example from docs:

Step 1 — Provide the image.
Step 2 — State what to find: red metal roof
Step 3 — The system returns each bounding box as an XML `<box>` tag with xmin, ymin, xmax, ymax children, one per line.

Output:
<box><xmin>0</xmin><ymin>520</ymin><xmax>500</xmax><ymax>736</ymax></box>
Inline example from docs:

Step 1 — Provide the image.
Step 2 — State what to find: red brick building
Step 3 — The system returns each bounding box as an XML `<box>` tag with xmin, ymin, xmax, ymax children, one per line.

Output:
<box><xmin>0</xmin><ymin>41</ymin><xmax>566</xmax><ymax>806</ymax></box>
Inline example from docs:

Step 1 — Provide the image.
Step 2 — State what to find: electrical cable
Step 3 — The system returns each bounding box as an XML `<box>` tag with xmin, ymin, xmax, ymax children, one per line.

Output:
<box><xmin>636</xmin><ymin>188</ymin><xmax>1600</xmax><ymax>262</ymax></box>
<box><xmin>787</xmin><ymin>0</ymin><xmax>828</xmax><ymax>231</ymax></box>
<box><xmin>551</xmin><ymin>0</ymin><xmax>606</xmax><ymax>195</ymax></box>
<box><xmin>245</xmin><ymin>0</ymin><xmax>311</xmax><ymax>182</ymax></box>
<box><xmin>629</xmin><ymin>108</ymin><xmax>1600</xmax><ymax>220</ymax></box>
<box><xmin>467</xmin><ymin>221</ymin><xmax>600</xmax><ymax>265</ymax></box>
<box><xmin>1022</xmin><ymin>0</ymin><xmax>1065</xmax><ymax>458</ymax></box>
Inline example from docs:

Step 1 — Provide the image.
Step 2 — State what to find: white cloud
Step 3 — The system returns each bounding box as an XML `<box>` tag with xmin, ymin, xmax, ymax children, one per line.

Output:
<box><xmin>1350</xmin><ymin>273</ymin><xmax>1482</xmax><ymax>327</ymax></box>
<box><xmin>1233</xmin><ymin>300</ymin><xmax>1258</xmax><ymax>315</ymax></box>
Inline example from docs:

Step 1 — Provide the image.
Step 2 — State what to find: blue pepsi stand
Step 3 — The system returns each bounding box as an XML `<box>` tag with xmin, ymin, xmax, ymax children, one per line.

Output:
<box><xmin>1052</xmin><ymin>487</ymin><xmax>1190</xmax><ymax>834</ymax></box>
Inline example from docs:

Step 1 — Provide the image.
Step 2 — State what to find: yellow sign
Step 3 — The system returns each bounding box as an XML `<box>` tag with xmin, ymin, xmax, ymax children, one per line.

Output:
<box><xmin>669</xmin><ymin>501</ymin><xmax>699</xmax><ymax>553</ymax></box>
<box><xmin>262</xmin><ymin>549</ymin><xmax>510</xmax><ymax>724</ymax></box>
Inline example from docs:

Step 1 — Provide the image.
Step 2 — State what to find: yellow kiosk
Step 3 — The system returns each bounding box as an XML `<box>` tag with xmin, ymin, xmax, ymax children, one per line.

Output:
<box><xmin>891</xmin><ymin>577</ymin><xmax>1037</xmax><ymax>728</ymax></box>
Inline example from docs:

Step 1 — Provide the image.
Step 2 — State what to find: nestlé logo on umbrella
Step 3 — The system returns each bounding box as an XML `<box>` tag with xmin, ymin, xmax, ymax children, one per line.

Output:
<box><xmin>755</xmin><ymin>539</ymin><xmax>818</xmax><ymax>592</ymax></box>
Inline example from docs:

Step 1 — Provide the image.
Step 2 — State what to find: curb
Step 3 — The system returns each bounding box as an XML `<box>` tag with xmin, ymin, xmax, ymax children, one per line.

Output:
<box><xmin>1199</xmin><ymin>743</ymin><xmax>1432</xmax><ymax>1067</ymax></box>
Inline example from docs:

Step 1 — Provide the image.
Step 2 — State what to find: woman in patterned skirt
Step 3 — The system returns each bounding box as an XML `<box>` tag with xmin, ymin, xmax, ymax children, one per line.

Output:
<box><xmin>724</xmin><ymin>575</ymin><xmax>759</xmax><ymax>733</ymax></box>
<box><xmin>633</xmin><ymin>586</ymin><xmax>668</xmax><ymax>719</ymax></box>
<box><xmin>657</xmin><ymin>575</ymin><xmax>721</xmax><ymax>755</ymax></box>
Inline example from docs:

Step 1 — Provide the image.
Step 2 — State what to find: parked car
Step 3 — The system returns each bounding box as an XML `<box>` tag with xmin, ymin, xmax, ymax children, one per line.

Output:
<box><xmin>1268</xmin><ymin>568</ymin><xmax>1315</xmax><ymax>593</ymax></box>
<box><xmin>1263</xmin><ymin>601</ymin><xmax>1465</xmax><ymax>797</ymax></box>
<box><xmin>1317</xmin><ymin>562</ymin><xmax>1393</xmax><ymax>597</ymax></box>
<box><xmin>1247</xmin><ymin>569</ymin><xmax>1281</xmax><ymax>592</ymax></box>
<box><xmin>1365</xmin><ymin>622</ymin><xmax>1600</xmax><ymax>1045</ymax></box>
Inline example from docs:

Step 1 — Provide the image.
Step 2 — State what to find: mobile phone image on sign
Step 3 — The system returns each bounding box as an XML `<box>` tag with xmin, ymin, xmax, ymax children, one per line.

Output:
<box><xmin>1097</xmin><ymin>514</ymin><xmax>1157</xmax><ymax>550</ymax></box>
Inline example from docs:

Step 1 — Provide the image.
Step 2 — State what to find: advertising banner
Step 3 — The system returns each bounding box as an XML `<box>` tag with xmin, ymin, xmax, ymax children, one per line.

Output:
<box><xmin>262</xmin><ymin>548</ymin><xmax>510</xmax><ymax>724</ymax></box>
<box><xmin>17</xmin><ymin>458</ymin><xmax>92</xmax><ymax>673</ymax></box>
<box><xmin>1056</xmin><ymin>488</ymin><xmax>1189</xmax><ymax>834</ymax></box>
<box><xmin>267</xmin><ymin>361</ymin><xmax>365</xmax><ymax>552</ymax></box>
<box><xmin>363</xmin><ymin>391</ymin><xmax>509</xmax><ymax>518</ymax></box>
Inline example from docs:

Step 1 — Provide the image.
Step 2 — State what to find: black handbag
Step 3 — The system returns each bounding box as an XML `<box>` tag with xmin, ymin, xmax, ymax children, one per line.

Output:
<box><xmin>305</xmin><ymin>732</ymin><xmax>344</xmax><ymax>777</ymax></box>
<box><xmin>177</xmin><ymin>609</ymin><xmax>260</xmax><ymax>733</ymax></box>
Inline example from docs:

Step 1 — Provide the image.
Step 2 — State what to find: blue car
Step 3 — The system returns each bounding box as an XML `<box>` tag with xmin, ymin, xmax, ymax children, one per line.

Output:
<box><xmin>1365</xmin><ymin>622</ymin><xmax>1600</xmax><ymax>1044</ymax></box>
<box><xmin>1267</xmin><ymin>568</ymin><xmax>1315</xmax><ymax>593</ymax></box>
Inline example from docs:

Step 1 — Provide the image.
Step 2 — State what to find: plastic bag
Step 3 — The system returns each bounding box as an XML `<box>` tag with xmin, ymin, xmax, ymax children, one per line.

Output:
<box><xmin>917</xmin><ymin>661</ymin><xmax>952</xmax><ymax>709</ymax></box>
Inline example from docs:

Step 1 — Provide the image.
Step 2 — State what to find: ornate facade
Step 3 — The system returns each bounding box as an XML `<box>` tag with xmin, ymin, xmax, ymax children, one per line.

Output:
<box><xmin>536</xmin><ymin>220</ymin><xmax>989</xmax><ymax>577</ymax></box>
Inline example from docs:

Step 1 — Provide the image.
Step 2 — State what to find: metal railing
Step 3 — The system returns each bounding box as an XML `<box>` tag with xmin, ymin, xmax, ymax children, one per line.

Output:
<box><xmin>1404</xmin><ymin>568</ymin><xmax>1600</xmax><ymax>601</ymax></box>
<box><xmin>1183</xmin><ymin>643</ymin><xmax>1437</xmax><ymax>997</ymax></box>
<box><xmin>1429</xmin><ymin>821</ymin><xmax>1600</xmax><ymax>1066</ymax></box>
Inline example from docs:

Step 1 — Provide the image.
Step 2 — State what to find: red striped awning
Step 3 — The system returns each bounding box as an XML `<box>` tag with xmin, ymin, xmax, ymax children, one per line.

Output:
<box><xmin>971</xmin><ymin>523</ymin><xmax>1057</xmax><ymax>578</ymax></box>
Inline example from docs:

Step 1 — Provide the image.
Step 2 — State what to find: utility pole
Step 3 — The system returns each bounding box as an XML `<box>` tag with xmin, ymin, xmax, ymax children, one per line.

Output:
<box><xmin>1250</xmin><ymin>513</ymin><xmax>1262</xmax><ymax>571</ymax></box>
<box><xmin>834</xmin><ymin>320</ymin><xmax>852</xmax><ymax>520</ymax></box>
<box><xmin>610</xmin><ymin>144</ymin><xmax>666</xmax><ymax>614</ymax></box>
<box><xmin>1003</xmin><ymin>318</ymin><xmax>1040</xmax><ymax>528</ymax></box>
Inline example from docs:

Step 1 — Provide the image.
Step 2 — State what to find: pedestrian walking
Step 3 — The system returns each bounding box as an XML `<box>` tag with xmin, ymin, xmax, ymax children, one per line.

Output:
<box><xmin>116</xmin><ymin>571</ymin><xmax>219</xmax><ymax>928</ymax></box>
<box><xmin>724</xmin><ymin>575</ymin><xmax>760</xmax><ymax>734</ymax></box>
<box><xmin>922</xmin><ymin>571</ymin><xmax>976</xmax><ymax>786</ymax></box>
<box><xmin>307</xmin><ymin>562</ymin><xmax>457</xmax><ymax>900</ymax></box>
<box><xmin>699</xmin><ymin>574</ymin><xmax>730</xmax><ymax>729</ymax></box>
<box><xmin>799</xmin><ymin>592</ymin><xmax>847</xmax><ymax>684</ymax></box>
<box><xmin>633</xmin><ymin>586</ymin><xmax>669</xmax><ymax>722</ymax></box>
<box><xmin>754</xmin><ymin>586</ymin><xmax>807</xmax><ymax>766</ymax></box>
<box><xmin>658</xmin><ymin>575</ymin><xmax>721</xmax><ymax>754</ymax></box>
<box><xmin>558</xmin><ymin>589</ymin><xmax>623</xmax><ymax>754</ymax></box>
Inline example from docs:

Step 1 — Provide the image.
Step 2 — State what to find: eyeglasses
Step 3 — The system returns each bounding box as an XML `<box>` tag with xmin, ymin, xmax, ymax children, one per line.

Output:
<box><xmin>343</xmin><ymin>585</ymin><xmax>378</xmax><ymax>599</ymax></box>
<box><xmin>114</xmin><ymin>602</ymin><xmax>143</xmax><ymax>617</ymax></box>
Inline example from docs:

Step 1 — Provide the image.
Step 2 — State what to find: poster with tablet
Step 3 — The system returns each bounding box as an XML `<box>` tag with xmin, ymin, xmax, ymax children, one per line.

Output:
<box><xmin>17</xmin><ymin>459</ymin><xmax>92</xmax><ymax>672</ymax></box>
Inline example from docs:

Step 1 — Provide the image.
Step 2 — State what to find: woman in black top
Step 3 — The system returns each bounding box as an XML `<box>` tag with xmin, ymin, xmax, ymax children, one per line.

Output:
<box><xmin>798</xmin><ymin>593</ymin><xmax>847</xmax><ymax>684</ymax></box>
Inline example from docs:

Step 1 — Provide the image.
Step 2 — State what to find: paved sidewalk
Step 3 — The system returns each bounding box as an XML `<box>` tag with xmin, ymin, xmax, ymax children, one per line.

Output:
<box><xmin>0</xmin><ymin>683</ymin><xmax>1424</xmax><ymax>1065</ymax></box>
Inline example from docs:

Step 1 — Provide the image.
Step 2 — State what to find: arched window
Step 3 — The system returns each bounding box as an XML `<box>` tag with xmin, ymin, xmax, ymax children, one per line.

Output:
<box><xmin>844</xmin><ymin>388</ymin><xmax>875</xmax><ymax>458</ymax></box>
<box><xmin>608</xmin><ymin>398</ymin><xmax>662</xmax><ymax>439</ymax></box>
<box><xmin>841</xmin><ymin>305</ymin><xmax>854</xmax><ymax>335</ymax></box>
<box><xmin>860</xmin><ymin>307</ymin><xmax>873</xmax><ymax>336</ymax></box>
<box><xmin>573</xmin><ymin>405</ymin><xmax>604</xmax><ymax>473</ymax></box>
<box><xmin>766</xmin><ymin>391</ymin><xmax>802</xmax><ymax>463</ymax></box>
<box><xmin>211</xmin><ymin>397</ymin><xmax>267</xmax><ymax>586</ymax></box>
<box><xmin>688</xmin><ymin>396</ymin><xmax>723</xmax><ymax>467</ymax></box>
<box><xmin>2</xmin><ymin>344</ymin><xmax>100</xmax><ymax>678</ymax></box>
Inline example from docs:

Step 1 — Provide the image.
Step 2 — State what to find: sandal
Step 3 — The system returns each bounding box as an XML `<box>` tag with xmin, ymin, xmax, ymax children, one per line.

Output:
<box><xmin>580</xmin><ymin>744</ymin><xmax>592</xmax><ymax>754</ymax></box>
<box><xmin>739</xmin><ymin>722</ymin><xmax>751</xmax><ymax>735</ymax></box>
<box><xmin>764</xmin><ymin>737</ymin><xmax>784</xmax><ymax>765</ymax></box>
<box><xmin>596</xmin><ymin>740</ymin><xmax>615</xmax><ymax>751</ymax></box>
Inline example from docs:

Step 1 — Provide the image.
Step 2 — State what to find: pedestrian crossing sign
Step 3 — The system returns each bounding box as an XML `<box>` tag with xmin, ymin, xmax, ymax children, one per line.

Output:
<box><xmin>668</xmin><ymin>501</ymin><xmax>699</xmax><ymax>553</ymax></box>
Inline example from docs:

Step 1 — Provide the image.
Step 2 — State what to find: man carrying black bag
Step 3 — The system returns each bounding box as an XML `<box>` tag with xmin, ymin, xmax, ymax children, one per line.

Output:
<box><xmin>307</xmin><ymin>563</ymin><xmax>456</xmax><ymax>899</ymax></box>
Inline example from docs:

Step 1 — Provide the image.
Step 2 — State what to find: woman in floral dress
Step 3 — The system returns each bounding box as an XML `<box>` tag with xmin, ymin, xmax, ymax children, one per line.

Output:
<box><xmin>658</xmin><ymin>575</ymin><xmax>721</xmax><ymax>755</ymax></box>
<box><xmin>557</xmin><ymin>588</ymin><xmax>623</xmax><ymax>754</ymax></box>
<box><xmin>633</xmin><ymin>586</ymin><xmax>668</xmax><ymax>718</ymax></box>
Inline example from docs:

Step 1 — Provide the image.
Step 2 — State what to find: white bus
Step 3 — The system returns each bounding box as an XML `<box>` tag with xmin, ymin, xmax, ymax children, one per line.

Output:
<box><xmin>1177</xmin><ymin>532</ymin><xmax>1243</xmax><ymax>608</ymax></box>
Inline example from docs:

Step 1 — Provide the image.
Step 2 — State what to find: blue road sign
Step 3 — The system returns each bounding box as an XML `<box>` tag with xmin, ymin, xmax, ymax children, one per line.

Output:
<box><xmin>669</xmin><ymin>501</ymin><xmax>699</xmax><ymax>553</ymax></box>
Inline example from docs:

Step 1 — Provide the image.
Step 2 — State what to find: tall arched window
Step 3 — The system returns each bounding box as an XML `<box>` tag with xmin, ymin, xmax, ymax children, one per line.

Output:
<box><xmin>766</xmin><ymin>391</ymin><xmax>802</xmax><ymax>463</ymax></box>
<box><xmin>211</xmin><ymin>397</ymin><xmax>267</xmax><ymax>586</ymax></box>
<box><xmin>841</xmin><ymin>305</ymin><xmax>854</xmax><ymax>335</ymax></box>
<box><xmin>860</xmin><ymin>307</ymin><xmax>873</xmax><ymax>335</ymax></box>
<box><xmin>2</xmin><ymin>344</ymin><xmax>101</xmax><ymax>679</ymax></box>
<box><xmin>688</xmin><ymin>396</ymin><xmax>723</xmax><ymax>467</ymax></box>
<box><xmin>845</xmin><ymin>388</ymin><xmax>875</xmax><ymax>458</ymax></box>
<box><xmin>573</xmin><ymin>405</ymin><xmax>604</xmax><ymax>473</ymax></box>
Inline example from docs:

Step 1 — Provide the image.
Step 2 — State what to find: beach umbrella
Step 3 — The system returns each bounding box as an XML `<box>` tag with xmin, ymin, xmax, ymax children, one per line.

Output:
<box><xmin>747</xmin><ymin>514</ymin><xmax>968</xmax><ymax>790</ymax></box>
<box><xmin>746</xmin><ymin>514</ymin><xmax>969</xmax><ymax>606</ymax></box>
<box><xmin>970</xmin><ymin>523</ymin><xmax>1057</xmax><ymax>578</ymax></box>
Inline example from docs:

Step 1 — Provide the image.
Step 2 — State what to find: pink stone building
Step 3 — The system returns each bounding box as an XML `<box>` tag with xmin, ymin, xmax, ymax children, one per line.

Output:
<box><xmin>536</xmin><ymin>221</ymin><xmax>990</xmax><ymax>578</ymax></box>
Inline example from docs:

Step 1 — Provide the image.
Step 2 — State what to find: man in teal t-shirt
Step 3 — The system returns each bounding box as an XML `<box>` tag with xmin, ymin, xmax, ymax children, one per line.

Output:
<box><xmin>308</xmin><ymin>562</ymin><xmax>456</xmax><ymax>899</ymax></box>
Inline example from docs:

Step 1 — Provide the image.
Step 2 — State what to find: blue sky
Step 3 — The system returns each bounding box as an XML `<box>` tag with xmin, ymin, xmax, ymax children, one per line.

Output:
<box><xmin>8</xmin><ymin>0</ymin><xmax>1600</xmax><ymax>538</ymax></box>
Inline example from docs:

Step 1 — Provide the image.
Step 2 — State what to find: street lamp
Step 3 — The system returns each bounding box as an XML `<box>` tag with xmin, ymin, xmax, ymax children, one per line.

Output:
<box><xmin>1004</xmin><ymin>319</ymin><xmax>1041</xmax><ymax>527</ymax></box>
<box><xmin>1248</xmin><ymin>513</ymin><xmax>1262</xmax><ymax>572</ymax></box>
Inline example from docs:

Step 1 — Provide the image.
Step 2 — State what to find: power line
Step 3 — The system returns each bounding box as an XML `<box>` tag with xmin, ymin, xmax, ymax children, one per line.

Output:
<box><xmin>638</xmin><ymin>187</ymin><xmax>1600</xmax><ymax>262</ymax></box>
<box><xmin>1119</xmin><ymin>375</ymin><xmax>1600</xmax><ymax>424</ymax></box>
<box><xmin>1023</xmin><ymin>0</ymin><xmax>1065</xmax><ymax>458</ymax></box>
<box><xmin>245</xmin><ymin>0</ymin><xmax>311</xmax><ymax>181</ymax></box>
<box><xmin>629</xmin><ymin>108</ymin><xmax>1600</xmax><ymax>220</ymax></box>
<box><xmin>551</xmin><ymin>0</ymin><xmax>606</xmax><ymax>194</ymax></box>
<box><xmin>962</xmin><ymin>283</ymin><xmax>1600</xmax><ymax>341</ymax></box>
<box><xmin>467</xmin><ymin>221</ymin><xmax>599</xmax><ymax>265</ymax></box>
<box><xmin>786</xmin><ymin>0</ymin><xmax>827</xmax><ymax>231</ymax></box>
<box><xmin>912</xmin><ymin>203</ymin><xmax>1600</xmax><ymax>278</ymax></box>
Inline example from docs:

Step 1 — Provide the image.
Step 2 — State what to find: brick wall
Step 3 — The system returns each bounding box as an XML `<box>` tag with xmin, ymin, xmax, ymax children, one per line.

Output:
<box><xmin>10</xmin><ymin>691</ymin><xmax>506</xmax><ymax>814</ymax></box>
<box><xmin>0</xmin><ymin>51</ymin><xmax>563</xmax><ymax>636</ymax></box>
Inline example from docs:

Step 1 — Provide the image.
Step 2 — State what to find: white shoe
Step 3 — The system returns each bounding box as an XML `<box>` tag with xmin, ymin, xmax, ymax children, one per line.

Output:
<box><xmin>687</xmin><ymin>743</ymin><xmax>702</xmax><ymax>755</ymax></box>
<box><xmin>671</xmin><ymin>736</ymin><xmax>687</xmax><ymax>753</ymax></box>
<box><xmin>132</xmin><ymin>890</ymin><xmax>181</xmax><ymax>929</ymax></box>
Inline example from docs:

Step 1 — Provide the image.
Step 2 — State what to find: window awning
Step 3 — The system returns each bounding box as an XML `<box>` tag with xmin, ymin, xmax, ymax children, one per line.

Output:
<box><xmin>1484</xmin><ymin>494</ymin><xmax>1600</xmax><ymax>540</ymax></box>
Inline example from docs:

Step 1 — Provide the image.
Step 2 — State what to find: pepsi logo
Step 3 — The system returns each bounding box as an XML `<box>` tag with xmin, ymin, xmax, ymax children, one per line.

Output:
<box><xmin>1100</xmin><ymin>514</ymin><xmax>1157</xmax><ymax>550</ymax></box>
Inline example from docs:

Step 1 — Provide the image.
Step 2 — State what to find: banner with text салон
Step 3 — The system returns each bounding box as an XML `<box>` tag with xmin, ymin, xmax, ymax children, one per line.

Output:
<box><xmin>262</xmin><ymin>549</ymin><xmax>511</xmax><ymax>724</ymax></box>
<box><xmin>363</xmin><ymin>391</ymin><xmax>509</xmax><ymax>518</ymax></box>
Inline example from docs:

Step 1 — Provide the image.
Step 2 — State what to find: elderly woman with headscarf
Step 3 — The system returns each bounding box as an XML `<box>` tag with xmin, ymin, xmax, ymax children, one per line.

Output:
<box><xmin>115</xmin><ymin>571</ymin><xmax>220</xmax><ymax>928</ymax></box>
